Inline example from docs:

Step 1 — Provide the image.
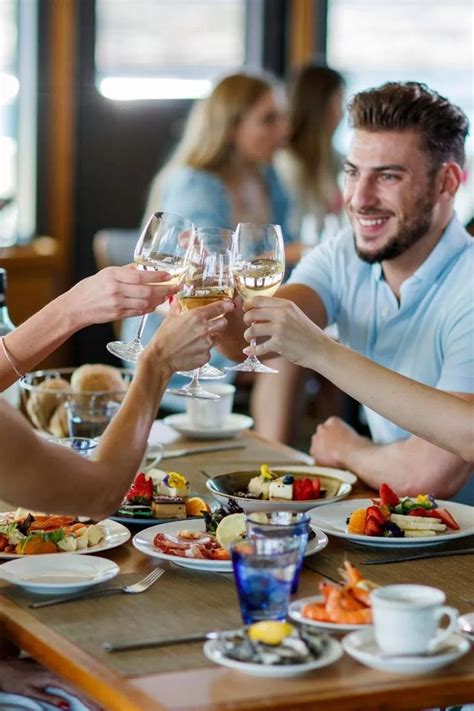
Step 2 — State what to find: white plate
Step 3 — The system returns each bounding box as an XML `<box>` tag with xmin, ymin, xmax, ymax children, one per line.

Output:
<box><xmin>308</xmin><ymin>499</ymin><xmax>474</xmax><ymax>548</ymax></box>
<box><xmin>0</xmin><ymin>517</ymin><xmax>130</xmax><ymax>559</ymax></box>
<box><xmin>342</xmin><ymin>629</ymin><xmax>470</xmax><ymax>674</ymax></box>
<box><xmin>132</xmin><ymin>518</ymin><xmax>328</xmax><ymax>573</ymax></box>
<box><xmin>289</xmin><ymin>595</ymin><xmax>372</xmax><ymax>632</ymax></box>
<box><xmin>110</xmin><ymin>493</ymin><xmax>219</xmax><ymax>527</ymax></box>
<box><xmin>203</xmin><ymin>634</ymin><xmax>342</xmax><ymax>677</ymax></box>
<box><xmin>163</xmin><ymin>413</ymin><xmax>254</xmax><ymax>440</ymax></box>
<box><xmin>207</xmin><ymin>465</ymin><xmax>357</xmax><ymax>513</ymax></box>
<box><xmin>0</xmin><ymin>554</ymin><xmax>119</xmax><ymax>595</ymax></box>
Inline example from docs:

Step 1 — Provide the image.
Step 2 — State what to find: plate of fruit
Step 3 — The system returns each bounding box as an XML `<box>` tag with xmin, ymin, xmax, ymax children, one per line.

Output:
<box><xmin>307</xmin><ymin>483</ymin><xmax>472</xmax><ymax>547</ymax></box>
<box><xmin>205</xmin><ymin>464</ymin><xmax>356</xmax><ymax>513</ymax></box>
<box><xmin>111</xmin><ymin>470</ymin><xmax>218</xmax><ymax>526</ymax></box>
<box><xmin>132</xmin><ymin>502</ymin><xmax>329</xmax><ymax>572</ymax></box>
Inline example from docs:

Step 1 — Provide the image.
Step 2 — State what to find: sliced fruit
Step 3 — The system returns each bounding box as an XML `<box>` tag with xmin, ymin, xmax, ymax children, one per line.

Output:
<box><xmin>247</xmin><ymin>621</ymin><xmax>294</xmax><ymax>645</ymax></box>
<box><xmin>365</xmin><ymin>505</ymin><xmax>387</xmax><ymax>525</ymax></box>
<box><xmin>347</xmin><ymin>508</ymin><xmax>366</xmax><ymax>534</ymax></box>
<box><xmin>185</xmin><ymin>497</ymin><xmax>211</xmax><ymax>517</ymax></box>
<box><xmin>215</xmin><ymin>513</ymin><xmax>247</xmax><ymax>548</ymax></box>
<box><xmin>379</xmin><ymin>483</ymin><xmax>400</xmax><ymax>507</ymax></box>
<box><xmin>427</xmin><ymin>508</ymin><xmax>459</xmax><ymax>530</ymax></box>
<box><xmin>19</xmin><ymin>537</ymin><xmax>59</xmax><ymax>555</ymax></box>
<box><xmin>364</xmin><ymin>517</ymin><xmax>384</xmax><ymax>537</ymax></box>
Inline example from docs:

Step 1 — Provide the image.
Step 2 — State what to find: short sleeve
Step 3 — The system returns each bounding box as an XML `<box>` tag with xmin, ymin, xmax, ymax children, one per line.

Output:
<box><xmin>437</xmin><ymin>292</ymin><xmax>474</xmax><ymax>394</ymax></box>
<box><xmin>287</xmin><ymin>231</ymin><xmax>349</xmax><ymax>325</ymax></box>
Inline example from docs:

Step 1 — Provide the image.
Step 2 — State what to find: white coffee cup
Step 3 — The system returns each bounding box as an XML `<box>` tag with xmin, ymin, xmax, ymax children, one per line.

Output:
<box><xmin>186</xmin><ymin>383</ymin><xmax>236</xmax><ymax>428</ymax></box>
<box><xmin>371</xmin><ymin>584</ymin><xmax>458</xmax><ymax>656</ymax></box>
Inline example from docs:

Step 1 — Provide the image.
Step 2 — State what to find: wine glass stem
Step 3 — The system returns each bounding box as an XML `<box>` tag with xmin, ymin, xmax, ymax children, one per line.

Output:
<box><xmin>190</xmin><ymin>368</ymin><xmax>201</xmax><ymax>386</ymax></box>
<box><xmin>133</xmin><ymin>314</ymin><xmax>149</xmax><ymax>344</ymax></box>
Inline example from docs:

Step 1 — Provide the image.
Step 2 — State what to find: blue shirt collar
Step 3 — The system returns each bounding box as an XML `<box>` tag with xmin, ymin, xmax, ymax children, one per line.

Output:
<box><xmin>371</xmin><ymin>214</ymin><xmax>469</xmax><ymax>285</ymax></box>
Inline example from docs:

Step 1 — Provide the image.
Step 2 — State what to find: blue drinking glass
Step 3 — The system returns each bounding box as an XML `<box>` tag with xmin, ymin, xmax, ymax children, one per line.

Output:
<box><xmin>246</xmin><ymin>511</ymin><xmax>311</xmax><ymax>594</ymax></box>
<box><xmin>230</xmin><ymin>539</ymin><xmax>299</xmax><ymax>624</ymax></box>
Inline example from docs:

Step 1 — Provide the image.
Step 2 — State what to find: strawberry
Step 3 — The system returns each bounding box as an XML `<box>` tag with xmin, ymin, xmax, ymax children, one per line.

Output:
<box><xmin>364</xmin><ymin>517</ymin><xmax>384</xmax><ymax>537</ymax></box>
<box><xmin>126</xmin><ymin>473</ymin><xmax>153</xmax><ymax>504</ymax></box>
<box><xmin>311</xmin><ymin>477</ymin><xmax>321</xmax><ymax>499</ymax></box>
<box><xmin>379</xmin><ymin>483</ymin><xmax>400</xmax><ymax>507</ymax></box>
<box><xmin>293</xmin><ymin>478</ymin><xmax>315</xmax><ymax>501</ymax></box>
<box><xmin>408</xmin><ymin>508</ymin><xmax>429</xmax><ymax>517</ymax></box>
<box><xmin>427</xmin><ymin>508</ymin><xmax>459</xmax><ymax>530</ymax></box>
<box><xmin>365</xmin><ymin>505</ymin><xmax>387</xmax><ymax>524</ymax></box>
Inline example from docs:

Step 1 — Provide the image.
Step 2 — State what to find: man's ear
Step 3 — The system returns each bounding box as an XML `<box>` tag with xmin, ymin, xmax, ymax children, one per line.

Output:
<box><xmin>437</xmin><ymin>162</ymin><xmax>463</xmax><ymax>200</ymax></box>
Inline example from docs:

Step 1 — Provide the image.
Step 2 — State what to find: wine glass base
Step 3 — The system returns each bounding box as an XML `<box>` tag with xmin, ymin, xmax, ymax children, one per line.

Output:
<box><xmin>106</xmin><ymin>340</ymin><xmax>143</xmax><ymax>363</ymax></box>
<box><xmin>178</xmin><ymin>364</ymin><xmax>225</xmax><ymax>380</ymax></box>
<box><xmin>225</xmin><ymin>357</ymin><xmax>278</xmax><ymax>374</ymax></box>
<box><xmin>166</xmin><ymin>387</ymin><xmax>220</xmax><ymax>400</ymax></box>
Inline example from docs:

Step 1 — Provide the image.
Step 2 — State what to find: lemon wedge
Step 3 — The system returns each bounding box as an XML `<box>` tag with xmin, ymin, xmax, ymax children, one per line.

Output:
<box><xmin>248</xmin><ymin>621</ymin><xmax>295</xmax><ymax>646</ymax></box>
<box><xmin>215</xmin><ymin>513</ymin><xmax>246</xmax><ymax>548</ymax></box>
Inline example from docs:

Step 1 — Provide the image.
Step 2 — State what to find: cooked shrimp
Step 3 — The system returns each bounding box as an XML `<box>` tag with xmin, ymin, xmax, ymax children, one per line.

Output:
<box><xmin>325</xmin><ymin>587</ymin><xmax>373</xmax><ymax>624</ymax></box>
<box><xmin>301</xmin><ymin>602</ymin><xmax>331</xmax><ymax>622</ymax></box>
<box><xmin>339</xmin><ymin>560</ymin><xmax>378</xmax><ymax>607</ymax></box>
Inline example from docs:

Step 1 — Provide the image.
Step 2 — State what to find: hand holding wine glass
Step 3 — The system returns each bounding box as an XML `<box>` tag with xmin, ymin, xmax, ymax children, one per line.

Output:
<box><xmin>107</xmin><ymin>212</ymin><xmax>194</xmax><ymax>363</ymax></box>
<box><xmin>226</xmin><ymin>223</ymin><xmax>285</xmax><ymax>373</ymax></box>
<box><xmin>167</xmin><ymin>228</ymin><xmax>235</xmax><ymax>399</ymax></box>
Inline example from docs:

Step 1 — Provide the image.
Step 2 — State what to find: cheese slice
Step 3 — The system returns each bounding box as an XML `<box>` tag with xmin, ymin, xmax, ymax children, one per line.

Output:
<box><xmin>390</xmin><ymin>513</ymin><xmax>446</xmax><ymax>531</ymax></box>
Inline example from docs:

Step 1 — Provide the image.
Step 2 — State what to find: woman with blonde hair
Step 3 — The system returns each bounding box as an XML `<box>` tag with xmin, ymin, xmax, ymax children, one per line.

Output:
<box><xmin>144</xmin><ymin>72</ymin><xmax>292</xmax><ymax>237</ymax></box>
<box><xmin>276</xmin><ymin>63</ymin><xmax>345</xmax><ymax>245</ymax></box>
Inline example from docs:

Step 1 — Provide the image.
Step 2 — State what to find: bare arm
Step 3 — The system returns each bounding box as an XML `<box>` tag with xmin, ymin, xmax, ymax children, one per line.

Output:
<box><xmin>0</xmin><ymin>299</ymin><xmax>233</xmax><ymax>519</ymax></box>
<box><xmin>0</xmin><ymin>265</ymin><xmax>176</xmax><ymax>390</ymax></box>
<box><xmin>217</xmin><ymin>282</ymin><xmax>328</xmax><ymax>362</ymax></box>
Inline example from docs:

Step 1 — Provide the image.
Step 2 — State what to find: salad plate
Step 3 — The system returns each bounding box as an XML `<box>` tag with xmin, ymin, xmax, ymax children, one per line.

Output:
<box><xmin>0</xmin><ymin>517</ymin><xmax>130</xmax><ymax>560</ymax></box>
<box><xmin>203</xmin><ymin>633</ymin><xmax>342</xmax><ymax>677</ymax></box>
<box><xmin>163</xmin><ymin>413</ymin><xmax>253</xmax><ymax>440</ymax></box>
<box><xmin>0</xmin><ymin>554</ymin><xmax>119</xmax><ymax>595</ymax></box>
<box><xmin>307</xmin><ymin>499</ymin><xmax>474</xmax><ymax>548</ymax></box>
<box><xmin>132</xmin><ymin>519</ymin><xmax>329</xmax><ymax>573</ymax></box>
<box><xmin>289</xmin><ymin>595</ymin><xmax>372</xmax><ymax>633</ymax></box>
<box><xmin>206</xmin><ymin>465</ymin><xmax>357</xmax><ymax>513</ymax></box>
<box><xmin>342</xmin><ymin>629</ymin><xmax>470</xmax><ymax>674</ymax></box>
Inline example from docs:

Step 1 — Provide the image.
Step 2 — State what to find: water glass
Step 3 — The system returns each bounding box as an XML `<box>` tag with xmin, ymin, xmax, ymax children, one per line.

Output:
<box><xmin>231</xmin><ymin>539</ymin><xmax>299</xmax><ymax>624</ymax></box>
<box><xmin>246</xmin><ymin>511</ymin><xmax>311</xmax><ymax>593</ymax></box>
<box><xmin>47</xmin><ymin>437</ymin><xmax>98</xmax><ymax>458</ymax></box>
<box><xmin>66</xmin><ymin>399</ymin><xmax>120</xmax><ymax>438</ymax></box>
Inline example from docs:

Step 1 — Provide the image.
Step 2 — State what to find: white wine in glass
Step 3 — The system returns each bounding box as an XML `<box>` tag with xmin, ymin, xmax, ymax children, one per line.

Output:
<box><xmin>107</xmin><ymin>212</ymin><xmax>194</xmax><ymax>363</ymax></box>
<box><xmin>227</xmin><ymin>223</ymin><xmax>285</xmax><ymax>374</ymax></box>
<box><xmin>167</xmin><ymin>229</ymin><xmax>235</xmax><ymax>400</ymax></box>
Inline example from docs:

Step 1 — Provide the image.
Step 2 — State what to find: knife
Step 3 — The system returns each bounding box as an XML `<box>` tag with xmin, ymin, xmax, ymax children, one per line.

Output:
<box><xmin>161</xmin><ymin>442</ymin><xmax>246</xmax><ymax>459</ymax></box>
<box><xmin>361</xmin><ymin>547</ymin><xmax>474</xmax><ymax>565</ymax></box>
<box><xmin>104</xmin><ymin>630</ymin><xmax>226</xmax><ymax>653</ymax></box>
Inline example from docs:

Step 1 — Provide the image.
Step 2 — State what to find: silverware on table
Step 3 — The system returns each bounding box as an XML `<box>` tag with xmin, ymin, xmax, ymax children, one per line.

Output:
<box><xmin>161</xmin><ymin>442</ymin><xmax>246</xmax><ymax>459</ymax></box>
<box><xmin>104</xmin><ymin>630</ymin><xmax>226</xmax><ymax>653</ymax></box>
<box><xmin>361</xmin><ymin>547</ymin><xmax>474</xmax><ymax>565</ymax></box>
<box><xmin>29</xmin><ymin>566</ymin><xmax>165</xmax><ymax>609</ymax></box>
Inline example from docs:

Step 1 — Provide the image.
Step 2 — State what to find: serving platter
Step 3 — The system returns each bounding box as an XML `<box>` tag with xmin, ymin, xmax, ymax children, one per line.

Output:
<box><xmin>206</xmin><ymin>465</ymin><xmax>357</xmax><ymax>513</ymax></box>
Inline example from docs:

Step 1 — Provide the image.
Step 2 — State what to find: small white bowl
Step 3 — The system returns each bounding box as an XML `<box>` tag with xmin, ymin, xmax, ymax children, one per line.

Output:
<box><xmin>0</xmin><ymin>554</ymin><xmax>119</xmax><ymax>595</ymax></box>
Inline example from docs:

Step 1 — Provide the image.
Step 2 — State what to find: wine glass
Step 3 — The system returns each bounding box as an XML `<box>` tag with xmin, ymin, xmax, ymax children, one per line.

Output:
<box><xmin>226</xmin><ymin>222</ymin><xmax>285</xmax><ymax>374</ymax></box>
<box><xmin>167</xmin><ymin>229</ymin><xmax>235</xmax><ymax>400</ymax></box>
<box><xmin>177</xmin><ymin>227</ymin><xmax>235</xmax><ymax>381</ymax></box>
<box><xmin>107</xmin><ymin>212</ymin><xmax>194</xmax><ymax>363</ymax></box>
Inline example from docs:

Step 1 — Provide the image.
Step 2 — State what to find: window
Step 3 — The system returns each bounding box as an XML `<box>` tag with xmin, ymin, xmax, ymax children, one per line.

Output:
<box><xmin>0</xmin><ymin>0</ymin><xmax>37</xmax><ymax>246</ymax></box>
<box><xmin>327</xmin><ymin>0</ymin><xmax>474</xmax><ymax>223</ymax></box>
<box><xmin>95</xmin><ymin>0</ymin><xmax>247</xmax><ymax>101</ymax></box>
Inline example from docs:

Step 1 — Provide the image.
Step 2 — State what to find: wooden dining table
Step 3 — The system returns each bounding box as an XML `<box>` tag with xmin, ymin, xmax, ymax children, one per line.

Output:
<box><xmin>0</xmin><ymin>430</ymin><xmax>473</xmax><ymax>711</ymax></box>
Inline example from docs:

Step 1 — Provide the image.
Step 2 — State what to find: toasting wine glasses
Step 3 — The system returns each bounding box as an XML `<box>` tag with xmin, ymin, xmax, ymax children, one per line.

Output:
<box><xmin>226</xmin><ymin>222</ymin><xmax>285</xmax><ymax>374</ymax></box>
<box><xmin>106</xmin><ymin>212</ymin><xmax>194</xmax><ymax>363</ymax></box>
<box><xmin>167</xmin><ymin>227</ymin><xmax>235</xmax><ymax>400</ymax></box>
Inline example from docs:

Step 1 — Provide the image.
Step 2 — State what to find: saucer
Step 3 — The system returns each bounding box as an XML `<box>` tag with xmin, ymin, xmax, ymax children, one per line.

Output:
<box><xmin>0</xmin><ymin>554</ymin><xmax>119</xmax><ymax>595</ymax></box>
<box><xmin>163</xmin><ymin>413</ymin><xmax>253</xmax><ymax>440</ymax></box>
<box><xmin>342</xmin><ymin>629</ymin><xmax>470</xmax><ymax>674</ymax></box>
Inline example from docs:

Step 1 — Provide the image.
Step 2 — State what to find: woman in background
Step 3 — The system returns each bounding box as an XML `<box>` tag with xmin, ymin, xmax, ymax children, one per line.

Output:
<box><xmin>134</xmin><ymin>72</ymin><xmax>294</xmax><ymax>402</ymax></box>
<box><xmin>276</xmin><ymin>63</ymin><xmax>346</xmax><ymax>247</ymax></box>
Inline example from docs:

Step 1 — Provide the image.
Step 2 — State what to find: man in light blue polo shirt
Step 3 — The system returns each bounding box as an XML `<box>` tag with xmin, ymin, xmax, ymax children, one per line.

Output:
<box><xmin>220</xmin><ymin>81</ymin><xmax>473</xmax><ymax>499</ymax></box>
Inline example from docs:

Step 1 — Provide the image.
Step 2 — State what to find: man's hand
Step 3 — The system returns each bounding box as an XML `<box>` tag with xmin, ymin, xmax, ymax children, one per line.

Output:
<box><xmin>310</xmin><ymin>416</ymin><xmax>372</xmax><ymax>469</ymax></box>
<box><xmin>65</xmin><ymin>264</ymin><xmax>178</xmax><ymax>327</ymax></box>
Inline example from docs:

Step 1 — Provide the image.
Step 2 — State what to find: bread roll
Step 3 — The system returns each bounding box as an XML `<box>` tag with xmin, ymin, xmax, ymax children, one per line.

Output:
<box><xmin>70</xmin><ymin>364</ymin><xmax>125</xmax><ymax>393</ymax></box>
<box><xmin>48</xmin><ymin>402</ymin><xmax>69</xmax><ymax>437</ymax></box>
<box><xmin>26</xmin><ymin>378</ymin><xmax>70</xmax><ymax>430</ymax></box>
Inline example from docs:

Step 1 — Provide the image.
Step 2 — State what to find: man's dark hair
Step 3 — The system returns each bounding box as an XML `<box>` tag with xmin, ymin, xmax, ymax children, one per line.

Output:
<box><xmin>348</xmin><ymin>82</ymin><xmax>469</xmax><ymax>169</ymax></box>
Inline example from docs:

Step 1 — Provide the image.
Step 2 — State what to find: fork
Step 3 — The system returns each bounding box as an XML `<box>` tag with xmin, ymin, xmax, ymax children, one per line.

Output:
<box><xmin>29</xmin><ymin>566</ymin><xmax>165</xmax><ymax>609</ymax></box>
